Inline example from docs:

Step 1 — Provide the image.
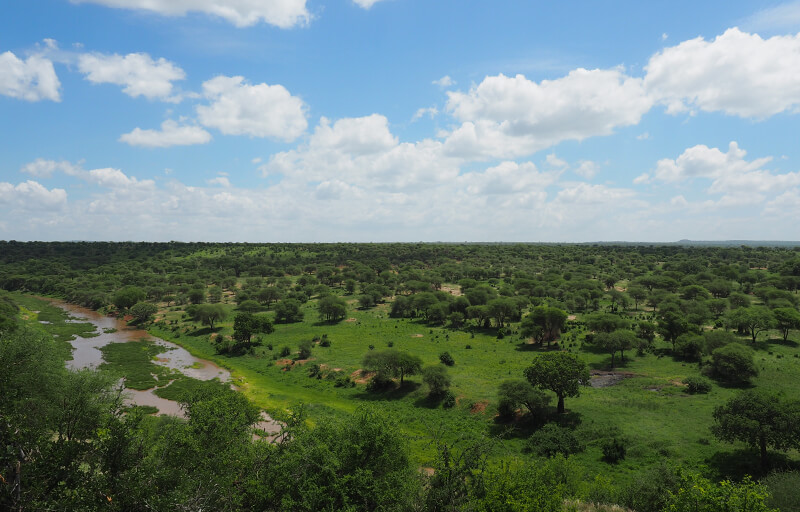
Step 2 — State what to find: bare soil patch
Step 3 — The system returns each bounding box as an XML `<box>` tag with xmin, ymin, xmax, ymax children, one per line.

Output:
<box><xmin>440</xmin><ymin>284</ymin><xmax>462</xmax><ymax>296</ymax></box>
<box><xmin>589</xmin><ymin>370</ymin><xmax>636</xmax><ymax>388</ymax></box>
<box><xmin>351</xmin><ymin>369</ymin><xmax>375</xmax><ymax>384</ymax></box>
<box><xmin>411</xmin><ymin>334</ymin><xmax>424</xmax><ymax>338</ymax></box>
<box><xmin>470</xmin><ymin>400</ymin><xmax>489</xmax><ymax>414</ymax></box>
<box><xmin>345</xmin><ymin>317</ymin><xmax>357</xmax><ymax>322</ymax></box>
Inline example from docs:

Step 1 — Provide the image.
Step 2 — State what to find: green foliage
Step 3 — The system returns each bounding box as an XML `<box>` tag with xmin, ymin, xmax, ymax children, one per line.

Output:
<box><xmin>317</xmin><ymin>295</ymin><xmax>347</xmax><ymax>322</ymax></box>
<box><xmin>710</xmin><ymin>343</ymin><xmax>758</xmax><ymax>384</ymax></box>
<box><xmin>520</xmin><ymin>306</ymin><xmax>568</xmax><ymax>345</ymax></box>
<box><xmin>191</xmin><ymin>303</ymin><xmax>227</xmax><ymax>329</ymax></box>
<box><xmin>664</xmin><ymin>471</ymin><xmax>776</xmax><ymax>512</ymax></box>
<box><xmin>712</xmin><ymin>390</ymin><xmax>800</xmax><ymax>470</ymax></box>
<box><xmin>524</xmin><ymin>352</ymin><xmax>589</xmax><ymax>414</ymax></box>
<box><xmin>439</xmin><ymin>351</ymin><xmax>455</xmax><ymax>366</ymax></box>
<box><xmin>227</xmin><ymin>312</ymin><xmax>273</xmax><ymax>355</ymax></box>
<box><xmin>773</xmin><ymin>307</ymin><xmax>800</xmax><ymax>342</ymax></box>
<box><xmin>113</xmin><ymin>285</ymin><xmax>146</xmax><ymax>310</ymax></box>
<box><xmin>275</xmin><ymin>298</ymin><xmax>304</xmax><ymax>323</ymax></box>
<box><xmin>683</xmin><ymin>375</ymin><xmax>712</xmax><ymax>394</ymax></box>
<box><xmin>528</xmin><ymin>423</ymin><xmax>584</xmax><ymax>458</ymax></box>
<box><xmin>130</xmin><ymin>301</ymin><xmax>158</xmax><ymax>323</ymax></box>
<box><xmin>298</xmin><ymin>339</ymin><xmax>313</xmax><ymax>359</ymax></box>
<box><xmin>496</xmin><ymin>379</ymin><xmax>551</xmax><ymax>419</ymax></box>
<box><xmin>422</xmin><ymin>364</ymin><xmax>452</xmax><ymax>397</ymax></box>
<box><xmin>363</xmin><ymin>349</ymin><xmax>423</xmax><ymax>387</ymax></box>
<box><xmin>601</xmin><ymin>438</ymin><xmax>626</xmax><ymax>464</ymax></box>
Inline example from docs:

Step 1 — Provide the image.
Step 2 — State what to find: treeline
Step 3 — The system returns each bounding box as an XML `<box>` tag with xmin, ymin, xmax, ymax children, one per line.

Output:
<box><xmin>0</xmin><ymin>314</ymin><xmax>782</xmax><ymax>512</ymax></box>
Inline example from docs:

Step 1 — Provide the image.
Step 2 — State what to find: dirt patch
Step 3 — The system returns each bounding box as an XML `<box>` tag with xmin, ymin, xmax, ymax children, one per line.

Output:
<box><xmin>440</xmin><ymin>284</ymin><xmax>462</xmax><ymax>296</ymax></box>
<box><xmin>420</xmin><ymin>467</ymin><xmax>435</xmax><ymax>476</ymax></box>
<box><xmin>470</xmin><ymin>400</ymin><xmax>489</xmax><ymax>414</ymax></box>
<box><xmin>411</xmin><ymin>334</ymin><xmax>424</xmax><ymax>338</ymax></box>
<box><xmin>345</xmin><ymin>317</ymin><xmax>357</xmax><ymax>322</ymax></box>
<box><xmin>671</xmin><ymin>379</ymin><xmax>687</xmax><ymax>387</ymax></box>
<box><xmin>567</xmin><ymin>315</ymin><xmax>577</xmax><ymax>321</ymax></box>
<box><xmin>590</xmin><ymin>370</ymin><xmax>636</xmax><ymax>388</ymax></box>
<box><xmin>275</xmin><ymin>359</ymin><xmax>293</xmax><ymax>366</ymax></box>
<box><xmin>351</xmin><ymin>369</ymin><xmax>375</xmax><ymax>384</ymax></box>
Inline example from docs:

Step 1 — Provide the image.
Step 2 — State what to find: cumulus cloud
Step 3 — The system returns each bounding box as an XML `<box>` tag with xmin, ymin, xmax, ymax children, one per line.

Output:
<box><xmin>78</xmin><ymin>52</ymin><xmax>185</xmax><ymax>101</ymax></box>
<box><xmin>412</xmin><ymin>106</ymin><xmax>438</xmax><ymax>121</ymax></box>
<box><xmin>433</xmin><ymin>75</ymin><xmax>455</xmax><ymax>87</ymax></box>
<box><xmin>263</xmin><ymin>114</ymin><xmax>459</xmax><ymax>191</ymax></box>
<box><xmin>0</xmin><ymin>51</ymin><xmax>60</xmax><ymax>101</ymax></box>
<box><xmin>207</xmin><ymin>176</ymin><xmax>231</xmax><ymax>187</ymax></box>
<box><xmin>0</xmin><ymin>180</ymin><xmax>67</xmax><ymax>210</ymax></box>
<box><xmin>460</xmin><ymin>161</ymin><xmax>559</xmax><ymax>196</ymax></box>
<box><xmin>574</xmin><ymin>160</ymin><xmax>599</xmax><ymax>179</ymax></box>
<box><xmin>70</xmin><ymin>0</ymin><xmax>310</xmax><ymax>28</ymax></box>
<box><xmin>197</xmin><ymin>76</ymin><xmax>307</xmax><ymax>140</ymax></box>
<box><xmin>119</xmin><ymin>120</ymin><xmax>212</xmax><ymax>148</ymax></box>
<box><xmin>20</xmin><ymin>159</ymin><xmax>81</xmax><ymax>178</ymax></box>
<box><xmin>651</xmin><ymin>142</ymin><xmax>800</xmax><ymax>207</ymax></box>
<box><xmin>645</xmin><ymin>28</ymin><xmax>800</xmax><ymax>118</ymax></box>
<box><xmin>443</xmin><ymin>69</ymin><xmax>652</xmax><ymax>159</ymax></box>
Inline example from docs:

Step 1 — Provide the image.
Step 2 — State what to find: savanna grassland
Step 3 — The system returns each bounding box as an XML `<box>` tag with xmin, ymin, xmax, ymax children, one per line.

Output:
<box><xmin>2</xmin><ymin>241</ymin><xmax>800</xmax><ymax>511</ymax></box>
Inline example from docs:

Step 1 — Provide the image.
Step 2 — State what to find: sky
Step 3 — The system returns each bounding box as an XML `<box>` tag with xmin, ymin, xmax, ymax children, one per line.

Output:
<box><xmin>2</xmin><ymin>1</ymin><xmax>800</xmax><ymax>242</ymax></box>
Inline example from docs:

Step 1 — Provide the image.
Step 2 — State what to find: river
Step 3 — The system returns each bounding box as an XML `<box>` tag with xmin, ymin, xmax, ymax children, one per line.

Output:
<box><xmin>51</xmin><ymin>300</ymin><xmax>281</xmax><ymax>436</ymax></box>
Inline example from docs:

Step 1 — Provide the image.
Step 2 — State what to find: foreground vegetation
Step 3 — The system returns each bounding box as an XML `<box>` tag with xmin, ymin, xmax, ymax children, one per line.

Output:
<box><xmin>2</xmin><ymin>241</ymin><xmax>800</xmax><ymax>510</ymax></box>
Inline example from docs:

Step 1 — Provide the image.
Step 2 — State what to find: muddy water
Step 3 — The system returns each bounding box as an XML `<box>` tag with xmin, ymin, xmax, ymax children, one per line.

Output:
<box><xmin>52</xmin><ymin>300</ymin><xmax>283</xmax><ymax>434</ymax></box>
<box><xmin>52</xmin><ymin>301</ymin><xmax>230</xmax><ymax>414</ymax></box>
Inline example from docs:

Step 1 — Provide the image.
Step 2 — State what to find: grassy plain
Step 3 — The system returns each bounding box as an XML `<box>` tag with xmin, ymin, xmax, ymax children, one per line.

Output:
<box><xmin>146</xmin><ymin>289</ymin><xmax>800</xmax><ymax>480</ymax></box>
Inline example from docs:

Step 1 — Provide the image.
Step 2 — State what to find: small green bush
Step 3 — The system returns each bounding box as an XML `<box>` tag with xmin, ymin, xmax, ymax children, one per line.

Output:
<box><xmin>602</xmin><ymin>438</ymin><xmax>626</xmax><ymax>464</ymax></box>
<box><xmin>278</xmin><ymin>346</ymin><xmax>291</xmax><ymax>357</ymax></box>
<box><xmin>439</xmin><ymin>351</ymin><xmax>455</xmax><ymax>366</ymax></box>
<box><xmin>442</xmin><ymin>390</ymin><xmax>456</xmax><ymax>408</ymax></box>
<box><xmin>683</xmin><ymin>376</ymin><xmax>712</xmax><ymax>394</ymax></box>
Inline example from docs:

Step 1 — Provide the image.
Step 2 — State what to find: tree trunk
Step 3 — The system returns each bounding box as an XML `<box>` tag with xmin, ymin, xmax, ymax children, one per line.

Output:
<box><xmin>557</xmin><ymin>395</ymin><xmax>565</xmax><ymax>414</ymax></box>
<box><xmin>760</xmin><ymin>436</ymin><xmax>768</xmax><ymax>472</ymax></box>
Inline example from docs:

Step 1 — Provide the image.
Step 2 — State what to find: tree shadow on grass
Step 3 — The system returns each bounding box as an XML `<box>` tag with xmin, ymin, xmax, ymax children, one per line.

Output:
<box><xmin>707</xmin><ymin>448</ymin><xmax>799</xmax><ymax>480</ymax></box>
<box><xmin>588</xmin><ymin>357</ymin><xmax>632</xmax><ymax>371</ymax></box>
<box><xmin>414</xmin><ymin>393</ymin><xmax>444</xmax><ymax>409</ymax></box>
<box><xmin>488</xmin><ymin>408</ymin><xmax>582</xmax><ymax>440</ymax></box>
<box><xmin>515</xmin><ymin>342</ymin><xmax>562</xmax><ymax>353</ymax></box>
<box><xmin>188</xmin><ymin>326</ymin><xmax>215</xmax><ymax>336</ymax></box>
<box><xmin>354</xmin><ymin>381</ymin><xmax>422</xmax><ymax>401</ymax></box>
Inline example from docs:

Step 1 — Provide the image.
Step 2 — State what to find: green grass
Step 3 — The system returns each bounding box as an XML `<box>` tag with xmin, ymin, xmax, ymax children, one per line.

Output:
<box><xmin>99</xmin><ymin>338</ymin><xmax>182</xmax><ymax>390</ymax></box>
<box><xmin>145</xmin><ymin>293</ymin><xmax>800</xmax><ymax>479</ymax></box>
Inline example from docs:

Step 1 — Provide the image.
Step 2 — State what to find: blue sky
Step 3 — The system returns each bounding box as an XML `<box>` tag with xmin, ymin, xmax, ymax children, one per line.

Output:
<box><xmin>2</xmin><ymin>0</ymin><xmax>800</xmax><ymax>242</ymax></box>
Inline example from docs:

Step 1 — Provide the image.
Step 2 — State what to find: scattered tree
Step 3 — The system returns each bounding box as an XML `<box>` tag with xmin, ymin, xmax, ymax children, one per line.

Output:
<box><xmin>524</xmin><ymin>352</ymin><xmax>589</xmax><ymax>414</ymax></box>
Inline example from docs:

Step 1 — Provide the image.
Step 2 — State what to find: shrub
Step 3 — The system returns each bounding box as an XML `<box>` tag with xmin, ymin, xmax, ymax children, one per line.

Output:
<box><xmin>710</xmin><ymin>343</ymin><xmax>758</xmax><ymax>384</ymax></box>
<box><xmin>308</xmin><ymin>364</ymin><xmax>321</xmax><ymax>377</ymax></box>
<box><xmin>334</xmin><ymin>375</ymin><xmax>354</xmax><ymax>388</ymax></box>
<box><xmin>439</xmin><ymin>351</ymin><xmax>455</xmax><ymax>366</ymax></box>
<box><xmin>279</xmin><ymin>346</ymin><xmax>291</xmax><ymax>358</ymax></box>
<box><xmin>442</xmin><ymin>390</ymin><xmax>456</xmax><ymax>408</ymax></box>
<box><xmin>602</xmin><ymin>438</ymin><xmax>626</xmax><ymax>463</ymax></box>
<box><xmin>528</xmin><ymin>424</ymin><xmax>584</xmax><ymax>458</ymax></box>
<box><xmin>298</xmin><ymin>340</ymin><xmax>313</xmax><ymax>359</ymax></box>
<box><xmin>683</xmin><ymin>376</ymin><xmax>712</xmax><ymax>394</ymax></box>
<box><xmin>422</xmin><ymin>365</ymin><xmax>451</xmax><ymax>397</ymax></box>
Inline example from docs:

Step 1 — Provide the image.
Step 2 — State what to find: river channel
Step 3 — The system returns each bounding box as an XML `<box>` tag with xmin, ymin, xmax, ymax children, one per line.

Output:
<box><xmin>50</xmin><ymin>301</ymin><xmax>280</xmax><ymax>436</ymax></box>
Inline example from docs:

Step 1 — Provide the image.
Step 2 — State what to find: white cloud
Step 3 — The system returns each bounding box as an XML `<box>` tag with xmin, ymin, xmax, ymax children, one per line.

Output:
<box><xmin>0</xmin><ymin>51</ymin><xmax>60</xmax><ymax>102</ymax></box>
<box><xmin>443</xmin><ymin>69</ymin><xmax>652</xmax><ymax>159</ymax></box>
<box><xmin>352</xmin><ymin>0</ymin><xmax>386</xmax><ymax>9</ymax></box>
<box><xmin>633</xmin><ymin>173</ymin><xmax>650</xmax><ymax>185</ymax></box>
<box><xmin>433</xmin><ymin>75</ymin><xmax>455</xmax><ymax>87</ymax></box>
<box><xmin>574</xmin><ymin>160</ymin><xmax>599</xmax><ymax>179</ymax></box>
<box><xmin>743</xmin><ymin>1</ymin><xmax>800</xmax><ymax>32</ymax></box>
<box><xmin>651</xmin><ymin>142</ymin><xmax>800</xmax><ymax>207</ymax></box>
<box><xmin>412</xmin><ymin>106</ymin><xmax>438</xmax><ymax>121</ymax></box>
<box><xmin>78</xmin><ymin>52</ymin><xmax>185</xmax><ymax>101</ymax></box>
<box><xmin>554</xmin><ymin>182</ymin><xmax>636</xmax><ymax>205</ymax></box>
<box><xmin>645</xmin><ymin>28</ymin><xmax>800</xmax><ymax>118</ymax></box>
<box><xmin>0</xmin><ymin>180</ymin><xmax>67</xmax><ymax>210</ymax></box>
<box><xmin>197</xmin><ymin>76</ymin><xmax>307</xmax><ymax>140</ymax></box>
<box><xmin>207</xmin><ymin>176</ymin><xmax>231</xmax><ymax>187</ymax></box>
<box><xmin>460</xmin><ymin>161</ymin><xmax>559</xmax><ymax>196</ymax></box>
<box><xmin>70</xmin><ymin>0</ymin><xmax>310</xmax><ymax>28</ymax></box>
<box><xmin>20</xmin><ymin>159</ymin><xmax>81</xmax><ymax>178</ymax></box>
<box><xmin>263</xmin><ymin>114</ymin><xmax>459</xmax><ymax>191</ymax></box>
<box><xmin>119</xmin><ymin>120</ymin><xmax>212</xmax><ymax>148</ymax></box>
<box><xmin>652</xmin><ymin>141</ymin><xmax>771</xmax><ymax>183</ymax></box>
<box><xmin>636</xmin><ymin>132</ymin><xmax>650</xmax><ymax>140</ymax></box>
<box><xmin>545</xmin><ymin>154</ymin><xmax>568</xmax><ymax>169</ymax></box>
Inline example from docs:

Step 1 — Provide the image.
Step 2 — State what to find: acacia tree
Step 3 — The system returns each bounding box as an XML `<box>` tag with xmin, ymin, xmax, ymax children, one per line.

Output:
<box><xmin>727</xmin><ymin>307</ymin><xmax>775</xmax><ymax>343</ymax></box>
<box><xmin>524</xmin><ymin>352</ymin><xmax>589</xmax><ymax>414</ymax></box>
<box><xmin>593</xmin><ymin>329</ymin><xmax>637</xmax><ymax>369</ymax></box>
<box><xmin>317</xmin><ymin>295</ymin><xmax>347</xmax><ymax>323</ymax></box>
<box><xmin>520</xmin><ymin>306</ymin><xmax>568</xmax><ymax>346</ymax></box>
<box><xmin>712</xmin><ymin>390</ymin><xmax>800</xmax><ymax>471</ymax></box>
<box><xmin>230</xmin><ymin>312</ymin><xmax>273</xmax><ymax>354</ymax></box>
<box><xmin>193</xmin><ymin>303</ymin><xmax>227</xmax><ymax>330</ymax></box>
<box><xmin>130</xmin><ymin>302</ymin><xmax>158</xmax><ymax>323</ymax></box>
<box><xmin>362</xmin><ymin>349</ymin><xmax>422</xmax><ymax>386</ymax></box>
<box><xmin>773</xmin><ymin>307</ymin><xmax>800</xmax><ymax>342</ymax></box>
